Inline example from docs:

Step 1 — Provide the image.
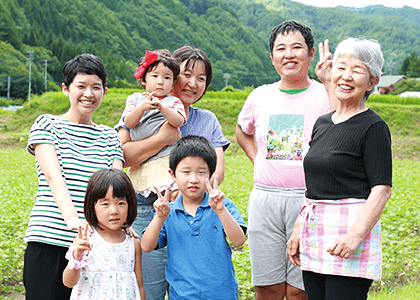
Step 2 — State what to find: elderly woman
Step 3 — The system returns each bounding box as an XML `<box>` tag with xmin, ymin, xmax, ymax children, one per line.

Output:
<box><xmin>287</xmin><ymin>38</ymin><xmax>392</xmax><ymax>300</ymax></box>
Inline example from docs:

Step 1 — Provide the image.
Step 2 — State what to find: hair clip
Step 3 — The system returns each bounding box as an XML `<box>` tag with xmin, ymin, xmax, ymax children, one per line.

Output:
<box><xmin>65</xmin><ymin>245</ymin><xmax>91</xmax><ymax>270</ymax></box>
<box><xmin>134</xmin><ymin>50</ymin><xmax>159</xmax><ymax>79</ymax></box>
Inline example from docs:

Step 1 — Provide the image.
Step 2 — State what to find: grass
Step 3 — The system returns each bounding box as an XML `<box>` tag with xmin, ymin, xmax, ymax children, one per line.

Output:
<box><xmin>368</xmin><ymin>282</ymin><xmax>420</xmax><ymax>300</ymax></box>
<box><xmin>0</xmin><ymin>149</ymin><xmax>37</xmax><ymax>297</ymax></box>
<box><xmin>1</xmin><ymin>147</ymin><xmax>420</xmax><ymax>300</ymax></box>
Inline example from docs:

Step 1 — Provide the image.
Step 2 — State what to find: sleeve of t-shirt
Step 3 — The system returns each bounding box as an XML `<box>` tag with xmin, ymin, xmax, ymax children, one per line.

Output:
<box><xmin>210</xmin><ymin>115</ymin><xmax>230</xmax><ymax>151</ymax></box>
<box><xmin>27</xmin><ymin>114</ymin><xmax>55</xmax><ymax>156</ymax></box>
<box><xmin>363</xmin><ymin>121</ymin><xmax>392</xmax><ymax>188</ymax></box>
<box><xmin>106</xmin><ymin>127</ymin><xmax>125</xmax><ymax>164</ymax></box>
<box><xmin>224</xmin><ymin>198</ymin><xmax>247</xmax><ymax>234</ymax></box>
<box><xmin>114</xmin><ymin>94</ymin><xmax>137</xmax><ymax>132</ymax></box>
<box><xmin>237</xmin><ymin>92</ymin><xmax>255</xmax><ymax>135</ymax></box>
<box><xmin>122</xmin><ymin>94</ymin><xmax>137</xmax><ymax>121</ymax></box>
<box><xmin>172</xmin><ymin>98</ymin><xmax>187</xmax><ymax>124</ymax></box>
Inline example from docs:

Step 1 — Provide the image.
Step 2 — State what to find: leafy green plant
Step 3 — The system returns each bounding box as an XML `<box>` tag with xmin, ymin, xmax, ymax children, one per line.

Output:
<box><xmin>0</xmin><ymin>149</ymin><xmax>37</xmax><ymax>295</ymax></box>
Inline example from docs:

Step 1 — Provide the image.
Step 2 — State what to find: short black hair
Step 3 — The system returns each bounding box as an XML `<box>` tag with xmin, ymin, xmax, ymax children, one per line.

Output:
<box><xmin>269</xmin><ymin>19</ymin><xmax>314</xmax><ymax>55</ymax></box>
<box><xmin>62</xmin><ymin>53</ymin><xmax>107</xmax><ymax>89</ymax></box>
<box><xmin>84</xmin><ymin>169</ymin><xmax>137</xmax><ymax>230</ymax></box>
<box><xmin>169</xmin><ymin>135</ymin><xmax>217</xmax><ymax>177</ymax></box>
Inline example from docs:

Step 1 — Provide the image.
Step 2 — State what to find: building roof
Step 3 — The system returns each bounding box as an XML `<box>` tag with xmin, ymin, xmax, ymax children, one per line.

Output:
<box><xmin>399</xmin><ymin>91</ymin><xmax>420</xmax><ymax>98</ymax></box>
<box><xmin>378</xmin><ymin>75</ymin><xmax>407</xmax><ymax>88</ymax></box>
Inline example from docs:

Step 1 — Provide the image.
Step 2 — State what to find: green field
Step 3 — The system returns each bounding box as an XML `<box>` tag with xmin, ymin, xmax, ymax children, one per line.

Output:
<box><xmin>1</xmin><ymin>90</ymin><xmax>419</xmax><ymax>299</ymax></box>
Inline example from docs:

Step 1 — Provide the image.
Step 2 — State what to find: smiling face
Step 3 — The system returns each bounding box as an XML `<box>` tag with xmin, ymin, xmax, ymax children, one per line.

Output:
<box><xmin>332</xmin><ymin>56</ymin><xmax>378</xmax><ymax>104</ymax></box>
<box><xmin>170</xmin><ymin>156</ymin><xmax>210</xmax><ymax>204</ymax></box>
<box><xmin>171</xmin><ymin>60</ymin><xmax>207</xmax><ymax>108</ymax></box>
<box><xmin>62</xmin><ymin>73</ymin><xmax>106</xmax><ymax>124</ymax></box>
<box><xmin>141</xmin><ymin>62</ymin><xmax>175</xmax><ymax>98</ymax></box>
<box><xmin>94</xmin><ymin>185</ymin><xmax>128</xmax><ymax>234</ymax></box>
<box><xmin>270</xmin><ymin>31</ymin><xmax>315</xmax><ymax>87</ymax></box>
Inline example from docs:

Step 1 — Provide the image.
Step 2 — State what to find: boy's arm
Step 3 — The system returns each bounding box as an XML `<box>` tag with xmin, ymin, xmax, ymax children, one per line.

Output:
<box><xmin>206</xmin><ymin>178</ymin><xmax>246</xmax><ymax>247</ymax></box>
<box><xmin>159</xmin><ymin>103</ymin><xmax>185</xmax><ymax>128</ymax></box>
<box><xmin>215</xmin><ymin>206</ymin><xmax>246</xmax><ymax>247</ymax></box>
<box><xmin>141</xmin><ymin>215</ymin><xmax>166</xmax><ymax>252</ymax></box>
<box><xmin>134</xmin><ymin>239</ymin><xmax>146</xmax><ymax>300</ymax></box>
<box><xmin>141</xmin><ymin>188</ymin><xmax>171</xmax><ymax>252</ymax></box>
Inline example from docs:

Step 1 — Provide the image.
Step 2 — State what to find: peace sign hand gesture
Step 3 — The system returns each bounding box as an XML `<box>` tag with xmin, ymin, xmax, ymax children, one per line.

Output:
<box><xmin>73</xmin><ymin>223</ymin><xmax>92</xmax><ymax>261</ymax></box>
<box><xmin>315</xmin><ymin>39</ymin><xmax>333</xmax><ymax>84</ymax></box>
<box><xmin>153</xmin><ymin>186</ymin><xmax>171</xmax><ymax>219</ymax></box>
<box><xmin>206</xmin><ymin>175</ymin><xmax>225</xmax><ymax>213</ymax></box>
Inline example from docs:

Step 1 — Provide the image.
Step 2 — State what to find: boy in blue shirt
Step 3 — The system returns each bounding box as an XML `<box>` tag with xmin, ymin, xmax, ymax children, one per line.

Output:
<box><xmin>142</xmin><ymin>135</ymin><xmax>247</xmax><ymax>300</ymax></box>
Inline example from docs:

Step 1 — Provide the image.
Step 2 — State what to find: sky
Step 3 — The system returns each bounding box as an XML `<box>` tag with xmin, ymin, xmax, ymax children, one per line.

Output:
<box><xmin>292</xmin><ymin>0</ymin><xmax>420</xmax><ymax>10</ymax></box>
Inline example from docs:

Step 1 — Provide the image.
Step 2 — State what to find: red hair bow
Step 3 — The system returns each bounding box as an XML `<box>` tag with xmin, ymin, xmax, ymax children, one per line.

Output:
<box><xmin>134</xmin><ymin>50</ymin><xmax>159</xmax><ymax>79</ymax></box>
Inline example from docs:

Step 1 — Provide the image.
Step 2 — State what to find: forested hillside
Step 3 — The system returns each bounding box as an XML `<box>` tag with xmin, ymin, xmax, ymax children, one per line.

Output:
<box><xmin>226</xmin><ymin>0</ymin><xmax>420</xmax><ymax>72</ymax></box>
<box><xmin>1</xmin><ymin>0</ymin><xmax>420</xmax><ymax>100</ymax></box>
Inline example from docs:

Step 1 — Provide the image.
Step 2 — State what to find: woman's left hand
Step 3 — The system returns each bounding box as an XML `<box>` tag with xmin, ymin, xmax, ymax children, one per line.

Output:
<box><xmin>327</xmin><ymin>232</ymin><xmax>364</xmax><ymax>259</ymax></box>
<box><xmin>287</xmin><ymin>225</ymin><xmax>301</xmax><ymax>266</ymax></box>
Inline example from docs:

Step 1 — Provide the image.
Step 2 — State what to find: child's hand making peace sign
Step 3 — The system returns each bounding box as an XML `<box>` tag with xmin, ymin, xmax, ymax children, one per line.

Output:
<box><xmin>206</xmin><ymin>175</ymin><xmax>226</xmax><ymax>213</ymax></box>
<box><xmin>72</xmin><ymin>223</ymin><xmax>92</xmax><ymax>261</ymax></box>
<box><xmin>153</xmin><ymin>186</ymin><xmax>171</xmax><ymax>219</ymax></box>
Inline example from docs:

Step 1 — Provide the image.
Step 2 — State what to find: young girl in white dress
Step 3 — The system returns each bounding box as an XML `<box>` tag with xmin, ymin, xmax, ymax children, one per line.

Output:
<box><xmin>63</xmin><ymin>169</ymin><xmax>146</xmax><ymax>300</ymax></box>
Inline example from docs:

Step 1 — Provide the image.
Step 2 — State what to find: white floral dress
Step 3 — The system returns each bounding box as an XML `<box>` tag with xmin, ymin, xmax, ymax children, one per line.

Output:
<box><xmin>70</xmin><ymin>229</ymin><xmax>141</xmax><ymax>300</ymax></box>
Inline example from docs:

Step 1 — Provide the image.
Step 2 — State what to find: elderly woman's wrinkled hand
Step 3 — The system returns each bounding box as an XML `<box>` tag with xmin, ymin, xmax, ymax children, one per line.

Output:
<box><xmin>287</xmin><ymin>225</ymin><xmax>301</xmax><ymax>266</ymax></box>
<box><xmin>327</xmin><ymin>231</ymin><xmax>364</xmax><ymax>259</ymax></box>
<box><xmin>315</xmin><ymin>39</ymin><xmax>333</xmax><ymax>83</ymax></box>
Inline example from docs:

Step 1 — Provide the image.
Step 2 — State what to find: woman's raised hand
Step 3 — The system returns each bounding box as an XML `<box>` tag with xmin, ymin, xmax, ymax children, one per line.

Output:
<box><xmin>315</xmin><ymin>39</ymin><xmax>333</xmax><ymax>83</ymax></box>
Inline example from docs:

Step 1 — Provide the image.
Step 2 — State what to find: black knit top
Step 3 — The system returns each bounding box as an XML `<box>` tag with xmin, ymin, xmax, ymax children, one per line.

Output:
<box><xmin>304</xmin><ymin>109</ymin><xmax>392</xmax><ymax>200</ymax></box>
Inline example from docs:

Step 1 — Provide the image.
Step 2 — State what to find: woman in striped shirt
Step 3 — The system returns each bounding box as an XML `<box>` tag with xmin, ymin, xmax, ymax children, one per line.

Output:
<box><xmin>23</xmin><ymin>54</ymin><xmax>124</xmax><ymax>300</ymax></box>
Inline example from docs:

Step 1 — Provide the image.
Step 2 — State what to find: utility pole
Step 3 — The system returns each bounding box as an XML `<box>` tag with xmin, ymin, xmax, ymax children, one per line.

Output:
<box><xmin>43</xmin><ymin>59</ymin><xmax>48</xmax><ymax>92</ymax></box>
<box><xmin>223</xmin><ymin>73</ymin><xmax>231</xmax><ymax>87</ymax></box>
<box><xmin>387</xmin><ymin>53</ymin><xmax>396</xmax><ymax>75</ymax></box>
<box><xmin>7</xmin><ymin>76</ymin><xmax>11</xmax><ymax>99</ymax></box>
<box><xmin>26</xmin><ymin>50</ymin><xmax>34</xmax><ymax>105</ymax></box>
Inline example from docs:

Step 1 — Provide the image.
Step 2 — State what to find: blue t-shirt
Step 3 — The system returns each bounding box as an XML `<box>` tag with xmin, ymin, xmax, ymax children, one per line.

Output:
<box><xmin>181</xmin><ymin>106</ymin><xmax>230</xmax><ymax>150</ymax></box>
<box><xmin>157</xmin><ymin>192</ymin><xmax>246</xmax><ymax>300</ymax></box>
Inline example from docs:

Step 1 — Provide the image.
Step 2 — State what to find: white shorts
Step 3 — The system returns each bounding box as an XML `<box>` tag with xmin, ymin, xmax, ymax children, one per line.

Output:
<box><xmin>247</xmin><ymin>183</ymin><xmax>305</xmax><ymax>290</ymax></box>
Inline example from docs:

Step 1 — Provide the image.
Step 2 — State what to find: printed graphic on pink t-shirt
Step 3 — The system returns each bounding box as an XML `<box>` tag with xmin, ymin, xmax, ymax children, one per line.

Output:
<box><xmin>267</xmin><ymin>114</ymin><xmax>304</xmax><ymax>161</ymax></box>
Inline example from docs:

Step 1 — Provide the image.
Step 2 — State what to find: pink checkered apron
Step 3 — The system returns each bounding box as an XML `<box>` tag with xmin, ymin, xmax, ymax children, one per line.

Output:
<box><xmin>299</xmin><ymin>198</ymin><xmax>382</xmax><ymax>281</ymax></box>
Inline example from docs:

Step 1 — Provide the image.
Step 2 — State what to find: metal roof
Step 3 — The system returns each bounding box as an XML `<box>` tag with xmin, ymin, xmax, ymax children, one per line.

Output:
<box><xmin>378</xmin><ymin>75</ymin><xmax>407</xmax><ymax>88</ymax></box>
